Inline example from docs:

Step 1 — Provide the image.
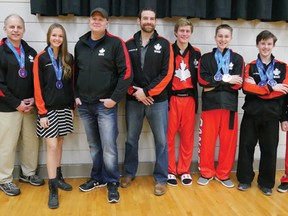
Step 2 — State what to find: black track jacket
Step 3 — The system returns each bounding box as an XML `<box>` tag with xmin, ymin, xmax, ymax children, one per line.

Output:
<box><xmin>125</xmin><ymin>30</ymin><xmax>173</xmax><ymax>103</ymax></box>
<box><xmin>0</xmin><ymin>38</ymin><xmax>37</xmax><ymax>112</ymax></box>
<box><xmin>243</xmin><ymin>56</ymin><xmax>288</xmax><ymax>119</ymax></box>
<box><xmin>74</xmin><ymin>30</ymin><xmax>132</xmax><ymax>104</ymax></box>
<box><xmin>198</xmin><ymin>48</ymin><xmax>244</xmax><ymax>112</ymax></box>
<box><xmin>33</xmin><ymin>47</ymin><xmax>74</xmax><ymax>117</ymax></box>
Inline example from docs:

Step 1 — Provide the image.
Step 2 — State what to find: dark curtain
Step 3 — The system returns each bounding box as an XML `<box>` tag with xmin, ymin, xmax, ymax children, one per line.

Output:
<box><xmin>30</xmin><ymin>0</ymin><xmax>288</xmax><ymax>21</ymax></box>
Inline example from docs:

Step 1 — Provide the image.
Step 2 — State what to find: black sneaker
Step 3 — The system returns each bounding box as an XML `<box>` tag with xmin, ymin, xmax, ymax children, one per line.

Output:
<box><xmin>0</xmin><ymin>182</ymin><xmax>21</xmax><ymax>196</ymax></box>
<box><xmin>107</xmin><ymin>182</ymin><xmax>120</xmax><ymax>203</ymax></box>
<box><xmin>19</xmin><ymin>174</ymin><xmax>44</xmax><ymax>186</ymax></box>
<box><xmin>277</xmin><ymin>183</ymin><xmax>288</xmax><ymax>193</ymax></box>
<box><xmin>79</xmin><ymin>179</ymin><xmax>107</xmax><ymax>192</ymax></box>
<box><xmin>258</xmin><ymin>184</ymin><xmax>272</xmax><ymax>196</ymax></box>
<box><xmin>237</xmin><ymin>183</ymin><xmax>251</xmax><ymax>191</ymax></box>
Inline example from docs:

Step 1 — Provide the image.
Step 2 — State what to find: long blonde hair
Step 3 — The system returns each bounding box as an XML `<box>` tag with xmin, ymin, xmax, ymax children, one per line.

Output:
<box><xmin>47</xmin><ymin>23</ymin><xmax>72</xmax><ymax>79</ymax></box>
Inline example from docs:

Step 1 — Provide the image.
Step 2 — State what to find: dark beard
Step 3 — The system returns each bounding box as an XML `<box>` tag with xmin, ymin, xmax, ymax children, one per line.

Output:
<box><xmin>141</xmin><ymin>25</ymin><xmax>155</xmax><ymax>33</ymax></box>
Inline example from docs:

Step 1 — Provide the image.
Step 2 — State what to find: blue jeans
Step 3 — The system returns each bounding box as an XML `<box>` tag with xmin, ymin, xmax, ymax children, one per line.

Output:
<box><xmin>78</xmin><ymin>102</ymin><xmax>119</xmax><ymax>183</ymax></box>
<box><xmin>124</xmin><ymin>100</ymin><xmax>168</xmax><ymax>184</ymax></box>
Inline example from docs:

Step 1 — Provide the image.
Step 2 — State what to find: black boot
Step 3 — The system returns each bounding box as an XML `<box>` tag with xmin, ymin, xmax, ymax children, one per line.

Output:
<box><xmin>48</xmin><ymin>178</ymin><xmax>59</xmax><ymax>209</ymax></box>
<box><xmin>57</xmin><ymin>167</ymin><xmax>72</xmax><ymax>191</ymax></box>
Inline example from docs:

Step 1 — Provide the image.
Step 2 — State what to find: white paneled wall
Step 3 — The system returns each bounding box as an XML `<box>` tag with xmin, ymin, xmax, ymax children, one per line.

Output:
<box><xmin>1</xmin><ymin>1</ymin><xmax>288</xmax><ymax>172</ymax></box>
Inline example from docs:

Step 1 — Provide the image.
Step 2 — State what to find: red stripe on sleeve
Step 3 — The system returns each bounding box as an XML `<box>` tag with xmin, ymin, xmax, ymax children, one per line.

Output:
<box><xmin>33</xmin><ymin>50</ymin><xmax>48</xmax><ymax>116</ymax></box>
<box><xmin>148</xmin><ymin>42</ymin><xmax>174</xmax><ymax>96</ymax></box>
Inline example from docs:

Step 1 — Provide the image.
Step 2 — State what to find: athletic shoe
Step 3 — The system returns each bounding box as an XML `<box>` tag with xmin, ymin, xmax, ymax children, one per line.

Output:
<box><xmin>258</xmin><ymin>184</ymin><xmax>272</xmax><ymax>196</ymax></box>
<box><xmin>215</xmin><ymin>177</ymin><xmax>234</xmax><ymax>188</ymax></box>
<box><xmin>237</xmin><ymin>183</ymin><xmax>251</xmax><ymax>191</ymax></box>
<box><xmin>154</xmin><ymin>183</ymin><xmax>166</xmax><ymax>196</ymax></box>
<box><xmin>197</xmin><ymin>176</ymin><xmax>213</xmax><ymax>186</ymax></box>
<box><xmin>277</xmin><ymin>183</ymin><xmax>288</xmax><ymax>193</ymax></box>
<box><xmin>181</xmin><ymin>174</ymin><xmax>192</xmax><ymax>186</ymax></box>
<box><xmin>120</xmin><ymin>176</ymin><xmax>134</xmax><ymax>188</ymax></box>
<box><xmin>79</xmin><ymin>179</ymin><xmax>107</xmax><ymax>192</ymax></box>
<box><xmin>19</xmin><ymin>174</ymin><xmax>44</xmax><ymax>186</ymax></box>
<box><xmin>167</xmin><ymin>174</ymin><xmax>177</xmax><ymax>186</ymax></box>
<box><xmin>0</xmin><ymin>182</ymin><xmax>21</xmax><ymax>196</ymax></box>
<box><xmin>107</xmin><ymin>182</ymin><xmax>120</xmax><ymax>203</ymax></box>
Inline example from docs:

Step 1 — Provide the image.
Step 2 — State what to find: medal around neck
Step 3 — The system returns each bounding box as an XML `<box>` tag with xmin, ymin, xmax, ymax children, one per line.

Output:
<box><xmin>214</xmin><ymin>73</ymin><xmax>222</xmax><ymax>81</ymax></box>
<box><xmin>18</xmin><ymin>68</ymin><xmax>27</xmax><ymax>78</ymax></box>
<box><xmin>5</xmin><ymin>39</ymin><xmax>26</xmax><ymax>78</ymax></box>
<box><xmin>258</xmin><ymin>80</ymin><xmax>267</xmax><ymax>87</ymax></box>
<box><xmin>56</xmin><ymin>80</ymin><xmax>63</xmax><ymax>89</ymax></box>
<box><xmin>222</xmin><ymin>74</ymin><xmax>232</xmax><ymax>82</ymax></box>
<box><xmin>47</xmin><ymin>47</ymin><xmax>63</xmax><ymax>90</ymax></box>
<box><xmin>267</xmin><ymin>79</ymin><xmax>277</xmax><ymax>87</ymax></box>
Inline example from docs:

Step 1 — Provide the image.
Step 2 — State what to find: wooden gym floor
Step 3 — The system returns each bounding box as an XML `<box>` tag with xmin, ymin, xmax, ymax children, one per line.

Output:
<box><xmin>1</xmin><ymin>172</ymin><xmax>288</xmax><ymax>216</ymax></box>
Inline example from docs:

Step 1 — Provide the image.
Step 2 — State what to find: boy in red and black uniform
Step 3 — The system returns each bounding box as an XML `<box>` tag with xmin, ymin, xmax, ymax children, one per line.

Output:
<box><xmin>166</xmin><ymin>18</ymin><xmax>201</xmax><ymax>186</ymax></box>
<box><xmin>236</xmin><ymin>30</ymin><xmax>288</xmax><ymax>196</ymax></box>
<box><xmin>197</xmin><ymin>24</ymin><xmax>244</xmax><ymax>188</ymax></box>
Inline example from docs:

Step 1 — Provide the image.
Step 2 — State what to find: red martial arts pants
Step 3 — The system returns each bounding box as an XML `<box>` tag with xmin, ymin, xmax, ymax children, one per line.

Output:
<box><xmin>167</xmin><ymin>96</ymin><xmax>196</xmax><ymax>175</ymax></box>
<box><xmin>198</xmin><ymin>109</ymin><xmax>238</xmax><ymax>180</ymax></box>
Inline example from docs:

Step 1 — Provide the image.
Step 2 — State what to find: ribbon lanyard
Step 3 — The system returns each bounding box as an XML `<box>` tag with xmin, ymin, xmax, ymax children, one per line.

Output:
<box><xmin>214</xmin><ymin>48</ymin><xmax>231</xmax><ymax>82</ymax></box>
<box><xmin>256</xmin><ymin>57</ymin><xmax>276</xmax><ymax>87</ymax></box>
<box><xmin>5</xmin><ymin>39</ymin><xmax>27</xmax><ymax>78</ymax></box>
<box><xmin>47</xmin><ymin>47</ymin><xmax>63</xmax><ymax>89</ymax></box>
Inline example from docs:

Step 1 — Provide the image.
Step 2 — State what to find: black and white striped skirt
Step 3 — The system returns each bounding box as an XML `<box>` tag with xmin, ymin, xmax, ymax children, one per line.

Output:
<box><xmin>37</xmin><ymin>109</ymin><xmax>73</xmax><ymax>138</ymax></box>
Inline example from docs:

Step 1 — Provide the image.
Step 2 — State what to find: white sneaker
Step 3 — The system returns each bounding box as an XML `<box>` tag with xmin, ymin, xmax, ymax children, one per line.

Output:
<box><xmin>167</xmin><ymin>174</ymin><xmax>177</xmax><ymax>186</ymax></box>
<box><xmin>197</xmin><ymin>176</ymin><xmax>213</xmax><ymax>186</ymax></box>
<box><xmin>181</xmin><ymin>174</ymin><xmax>192</xmax><ymax>186</ymax></box>
<box><xmin>215</xmin><ymin>177</ymin><xmax>234</xmax><ymax>188</ymax></box>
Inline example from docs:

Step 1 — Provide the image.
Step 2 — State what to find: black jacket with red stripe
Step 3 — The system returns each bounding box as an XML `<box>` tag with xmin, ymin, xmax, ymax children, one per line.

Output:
<box><xmin>242</xmin><ymin>56</ymin><xmax>288</xmax><ymax>119</ymax></box>
<box><xmin>74</xmin><ymin>30</ymin><xmax>132</xmax><ymax>104</ymax></box>
<box><xmin>0</xmin><ymin>38</ymin><xmax>37</xmax><ymax>112</ymax></box>
<box><xmin>125</xmin><ymin>30</ymin><xmax>174</xmax><ymax>102</ymax></box>
<box><xmin>33</xmin><ymin>47</ymin><xmax>74</xmax><ymax>117</ymax></box>
<box><xmin>167</xmin><ymin>42</ymin><xmax>201</xmax><ymax>113</ymax></box>
<box><xmin>198</xmin><ymin>48</ymin><xmax>244</xmax><ymax>112</ymax></box>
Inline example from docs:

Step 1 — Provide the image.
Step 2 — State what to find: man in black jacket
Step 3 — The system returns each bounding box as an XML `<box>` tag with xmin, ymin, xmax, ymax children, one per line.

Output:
<box><xmin>0</xmin><ymin>14</ymin><xmax>44</xmax><ymax>197</ymax></box>
<box><xmin>74</xmin><ymin>7</ymin><xmax>132</xmax><ymax>203</ymax></box>
<box><xmin>120</xmin><ymin>8</ymin><xmax>173</xmax><ymax>196</ymax></box>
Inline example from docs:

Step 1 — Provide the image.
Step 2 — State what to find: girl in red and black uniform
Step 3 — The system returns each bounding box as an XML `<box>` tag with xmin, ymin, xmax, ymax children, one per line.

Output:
<box><xmin>237</xmin><ymin>30</ymin><xmax>288</xmax><ymax>195</ymax></box>
<box><xmin>33</xmin><ymin>23</ymin><xmax>74</xmax><ymax>208</ymax></box>
<box><xmin>197</xmin><ymin>24</ymin><xmax>244</xmax><ymax>188</ymax></box>
<box><xmin>167</xmin><ymin>18</ymin><xmax>201</xmax><ymax>186</ymax></box>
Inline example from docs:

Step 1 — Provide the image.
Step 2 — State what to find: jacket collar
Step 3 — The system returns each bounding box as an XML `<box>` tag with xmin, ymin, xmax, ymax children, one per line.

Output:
<box><xmin>133</xmin><ymin>30</ymin><xmax>158</xmax><ymax>44</ymax></box>
<box><xmin>1</xmin><ymin>38</ymin><xmax>31</xmax><ymax>53</ymax></box>
<box><xmin>172</xmin><ymin>41</ymin><xmax>193</xmax><ymax>57</ymax></box>
<box><xmin>79</xmin><ymin>30</ymin><xmax>107</xmax><ymax>46</ymax></box>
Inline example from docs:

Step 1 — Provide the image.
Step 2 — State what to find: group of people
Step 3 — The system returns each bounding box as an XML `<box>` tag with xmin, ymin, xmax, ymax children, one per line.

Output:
<box><xmin>1</xmin><ymin>6</ymin><xmax>288</xmax><ymax>209</ymax></box>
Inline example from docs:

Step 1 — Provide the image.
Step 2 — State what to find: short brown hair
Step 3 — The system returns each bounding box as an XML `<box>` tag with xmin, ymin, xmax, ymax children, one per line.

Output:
<box><xmin>215</xmin><ymin>24</ymin><xmax>233</xmax><ymax>36</ymax></box>
<box><xmin>256</xmin><ymin>30</ymin><xmax>277</xmax><ymax>45</ymax></box>
<box><xmin>174</xmin><ymin>18</ymin><xmax>193</xmax><ymax>34</ymax></box>
<box><xmin>138</xmin><ymin>8</ymin><xmax>156</xmax><ymax>19</ymax></box>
